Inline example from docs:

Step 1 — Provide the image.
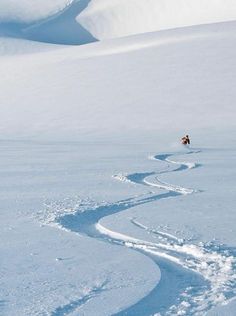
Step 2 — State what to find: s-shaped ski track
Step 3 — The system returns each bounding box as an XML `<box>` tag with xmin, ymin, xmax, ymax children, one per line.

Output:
<box><xmin>44</xmin><ymin>149</ymin><xmax>236</xmax><ymax>316</ymax></box>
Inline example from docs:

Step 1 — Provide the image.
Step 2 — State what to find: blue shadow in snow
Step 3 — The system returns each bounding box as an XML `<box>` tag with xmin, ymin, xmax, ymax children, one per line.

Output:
<box><xmin>56</xmin><ymin>150</ymin><xmax>208</xmax><ymax>315</ymax></box>
<box><xmin>58</xmin><ymin>192</ymin><xmax>180</xmax><ymax>238</ymax></box>
<box><xmin>126</xmin><ymin>172</ymin><xmax>156</xmax><ymax>185</ymax></box>
<box><xmin>51</xmin><ymin>281</ymin><xmax>107</xmax><ymax>316</ymax></box>
<box><xmin>114</xmin><ymin>255</ymin><xmax>207</xmax><ymax>316</ymax></box>
<box><xmin>154</xmin><ymin>154</ymin><xmax>202</xmax><ymax>173</ymax></box>
<box><xmin>58</xmin><ymin>191</ymin><xmax>207</xmax><ymax>316</ymax></box>
<box><xmin>0</xmin><ymin>300</ymin><xmax>6</xmax><ymax>313</ymax></box>
<box><xmin>0</xmin><ymin>0</ymin><xmax>96</xmax><ymax>45</ymax></box>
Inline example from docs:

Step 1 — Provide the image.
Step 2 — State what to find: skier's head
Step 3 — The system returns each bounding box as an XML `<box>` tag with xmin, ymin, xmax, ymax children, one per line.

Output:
<box><xmin>186</xmin><ymin>135</ymin><xmax>189</xmax><ymax>138</ymax></box>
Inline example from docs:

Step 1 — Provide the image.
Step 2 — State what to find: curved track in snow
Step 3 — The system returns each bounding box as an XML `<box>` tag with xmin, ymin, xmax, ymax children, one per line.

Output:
<box><xmin>114</xmin><ymin>151</ymin><xmax>201</xmax><ymax>195</ymax></box>
<box><xmin>45</xmin><ymin>149</ymin><xmax>236</xmax><ymax>315</ymax></box>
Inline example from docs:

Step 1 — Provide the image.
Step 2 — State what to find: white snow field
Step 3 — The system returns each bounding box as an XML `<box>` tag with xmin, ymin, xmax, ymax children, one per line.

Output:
<box><xmin>77</xmin><ymin>0</ymin><xmax>236</xmax><ymax>40</ymax></box>
<box><xmin>0</xmin><ymin>1</ymin><xmax>236</xmax><ymax>316</ymax></box>
<box><xmin>0</xmin><ymin>0</ymin><xmax>72</xmax><ymax>23</ymax></box>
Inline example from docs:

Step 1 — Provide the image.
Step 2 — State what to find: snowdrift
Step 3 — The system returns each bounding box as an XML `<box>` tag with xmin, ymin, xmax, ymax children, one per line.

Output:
<box><xmin>1</xmin><ymin>21</ymin><xmax>236</xmax><ymax>138</ymax></box>
<box><xmin>0</xmin><ymin>0</ymin><xmax>95</xmax><ymax>45</ymax></box>
<box><xmin>0</xmin><ymin>0</ymin><xmax>72</xmax><ymax>24</ymax></box>
<box><xmin>1</xmin><ymin>0</ymin><xmax>236</xmax><ymax>44</ymax></box>
<box><xmin>78</xmin><ymin>0</ymin><xmax>236</xmax><ymax>40</ymax></box>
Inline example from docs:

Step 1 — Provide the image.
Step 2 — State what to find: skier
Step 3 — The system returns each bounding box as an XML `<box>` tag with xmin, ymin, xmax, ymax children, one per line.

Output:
<box><xmin>181</xmin><ymin>135</ymin><xmax>190</xmax><ymax>145</ymax></box>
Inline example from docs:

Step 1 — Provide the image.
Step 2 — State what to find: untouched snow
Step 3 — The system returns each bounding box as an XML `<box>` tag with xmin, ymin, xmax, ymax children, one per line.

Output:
<box><xmin>1</xmin><ymin>2</ymin><xmax>236</xmax><ymax>316</ymax></box>
<box><xmin>1</xmin><ymin>0</ymin><xmax>236</xmax><ymax>44</ymax></box>
<box><xmin>0</xmin><ymin>0</ymin><xmax>95</xmax><ymax>45</ymax></box>
<box><xmin>0</xmin><ymin>38</ymin><xmax>62</xmax><ymax>56</ymax></box>
<box><xmin>78</xmin><ymin>0</ymin><xmax>236</xmax><ymax>40</ymax></box>
<box><xmin>0</xmin><ymin>0</ymin><xmax>72</xmax><ymax>24</ymax></box>
<box><xmin>0</xmin><ymin>22</ymin><xmax>236</xmax><ymax>138</ymax></box>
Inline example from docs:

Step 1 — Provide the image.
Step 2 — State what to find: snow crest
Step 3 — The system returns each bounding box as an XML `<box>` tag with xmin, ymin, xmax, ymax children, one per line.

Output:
<box><xmin>0</xmin><ymin>0</ymin><xmax>73</xmax><ymax>24</ymax></box>
<box><xmin>1</xmin><ymin>0</ymin><xmax>236</xmax><ymax>45</ymax></box>
<box><xmin>77</xmin><ymin>0</ymin><xmax>236</xmax><ymax>40</ymax></box>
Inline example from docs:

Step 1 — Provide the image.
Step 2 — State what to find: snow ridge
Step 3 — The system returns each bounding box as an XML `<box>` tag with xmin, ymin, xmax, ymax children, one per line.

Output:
<box><xmin>77</xmin><ymin>0</ymin><xmax>236</xmax><ymax>40</ymax></box>
<box><xmin>41</xmin><ymin>150</ymin><xmax>236</xmax><ymax>315</ymax></box>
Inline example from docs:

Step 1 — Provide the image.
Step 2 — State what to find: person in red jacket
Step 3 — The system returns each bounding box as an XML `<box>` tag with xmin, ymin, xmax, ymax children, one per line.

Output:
<box><xmin>181</xmin><ymin>135</ymin><xmax>190</xmax><ymax>145</ymax></box>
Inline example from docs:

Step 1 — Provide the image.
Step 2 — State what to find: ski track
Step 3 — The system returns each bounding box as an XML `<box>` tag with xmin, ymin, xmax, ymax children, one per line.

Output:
<box><xmin>44</xmin><ymin>149</ymin><xmax>236</xmax><ymax>316</ymax></box>
<box><xmin>50</xmin><ymin>281</ymin><xmax>108</xmax><ymax>316</ymax></box>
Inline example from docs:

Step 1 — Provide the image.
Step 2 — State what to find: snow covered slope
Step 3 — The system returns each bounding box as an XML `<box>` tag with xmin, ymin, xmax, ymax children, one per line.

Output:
<box><xmin>1</xmin><ymin>2</ymin><xmax>236</xmax><ymax>316</ymax></box>
<box><xmin>0</xmin><ymin>0</ymin><xmax>72</xmax><ymax>24</ymax></box>
<box><xmin>1</xmin><ymin>0</ymin><xmax>236</xmax><ymax>44</ymax></box>
<box><xmin>0</xmin><ymin>21</ymin><xmax>236</xmax><ymax>138</ymax></box>
<box><xmin>0</xmin><ymin>0</ymin><xmax>95</xmax><ymax>45</ymax></box>
<box><xmin>78</xmin><ymin>0</ymin><xmax>236</xmax><ymax>40</ymax></box>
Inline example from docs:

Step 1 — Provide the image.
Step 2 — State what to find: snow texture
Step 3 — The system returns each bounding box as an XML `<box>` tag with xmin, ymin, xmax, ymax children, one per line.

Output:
<box><xmin>78</xmin><ymin>0</ymin><xmax>236</xmax><ymax>40</ymax></box>
<box><xmin>0</xmin><ymin>22</ymin><xmax>236</xmax><ymax>138</ymax></box>
<box><xmin>0</xmin><ymin>0</ymin><xmax>72</xmax><ymax>24</ymax></box>
<box><xmin>1</xmin><ymin>1</ymin><xmax>236</xmax><ymax>315</ymax></box>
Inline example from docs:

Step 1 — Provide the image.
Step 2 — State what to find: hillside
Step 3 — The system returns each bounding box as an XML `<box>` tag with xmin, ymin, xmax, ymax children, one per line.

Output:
<box><xmin>0</xmin><ymin>1</ymin><xmax>236</xmax><ymax>316</ymax></box>
<box><xmin>1</xmin><ymin>0</ymin><xmax>236</xmax><ymax>44</ymax></box>
<box><xmin>0</xmin><ymin>21</ymin><xmax>236</xmax><ymax>139</ymax></box>
<box><xmin>78</xmin><ymin>0</ymin><xmax>236</xmax><ymax>40</ymax></box>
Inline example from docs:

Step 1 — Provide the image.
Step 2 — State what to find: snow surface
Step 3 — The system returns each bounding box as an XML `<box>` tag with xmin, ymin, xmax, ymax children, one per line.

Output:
<box><xmin>1</xmin><ymin>0</ymin><xmax>236</xmax><ymax>44</ymax></box>
<box><xmin>0</xmin><ymin>0</ymin><xmax>72</xmax><ymax>24</ymax></box>
<box><xmin>0</xmin><ymin>0</ymin><xmax>95</xmax><ymax>45</ymax></box>
<box><xmin>1</xmin><ymin>22</ymin><xmax>236</xmax><ymax>139</ymax></box>
<box><xmin>78</xmin><ymin>0</ymin><xmax>236</xmax><ymax>40</ymax></box>
<box><xmin>1</xmin><ymin>1</ymin><xmax>236</xmax><ymax>316</ymax></box>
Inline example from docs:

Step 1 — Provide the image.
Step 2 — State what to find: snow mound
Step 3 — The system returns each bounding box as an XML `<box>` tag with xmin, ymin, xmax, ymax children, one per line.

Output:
<box><xmin>77</xmin><ymin>0</ymin><xmax>236</xmax><ymax>40</ymax></box>
<box><xmin>0</xmin><ymin>0</ymin><xmax>72</xmax><ymax>24</ymax></box>
<box><xmin>0</xmin><ymin>0</ymin><xmax>96</xmax><ymax>45</ymax></box>
<box><xmin>1</xmin><ymin>21</ymin><xmax>236</xmax><ymax>138</ymax></box>
<box><xmin>1</xmin><ymin>0</ymin><xmax>236</xmax><ymax>45</ymax></box>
